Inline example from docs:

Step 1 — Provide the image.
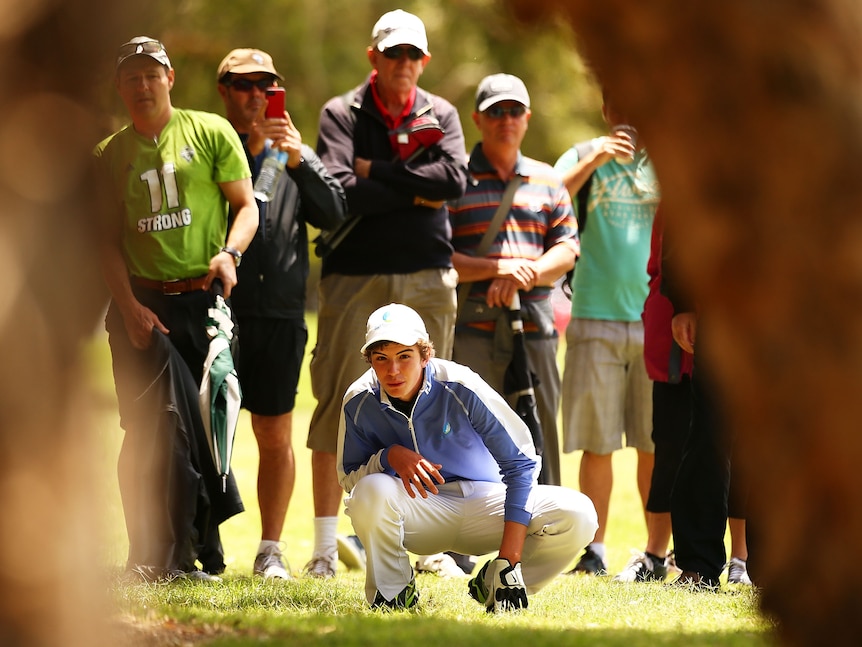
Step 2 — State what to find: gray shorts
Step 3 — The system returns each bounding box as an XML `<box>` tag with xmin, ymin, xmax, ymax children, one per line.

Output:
<box><xmin>561</xmin><ymin>318</ymin><xmax>653</xmax><ymax>454</ymax></box>
<box><xmin>307</xmin><ymin>268</ymin><xmax>458</xmax><ymax>453</ymax></box>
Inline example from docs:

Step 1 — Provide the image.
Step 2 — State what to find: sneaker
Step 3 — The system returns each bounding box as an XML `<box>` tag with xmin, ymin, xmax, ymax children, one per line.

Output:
<box><xmin>567</xmin><ymin>547</ymin><xmax>608</xmax><ymax>576</ymax></box>
<box><xmin>126</xmin><ymin>565</ymin><xmax>221</xmax><ymax>583</ymax></box>
<box><xmin>415</xmin><ymin>552</ymin><xmax>468</xmax><ymax>578</ymax></box>
<box><xmin>665</xmin><ymin>550</ymin><xmax>682</xmax><ymax>577</ymax></box>
<box><xmin>467</xmin><ymin>560</ymin><xmax>491</xmax><ymax>605</ymax></box>
<box><xmin>182</xmin><ymin>569</ymin><xmax>222</xmax><ymax>583</ymax></box>
<box><xmin>337</xmin><ymin>534</ymin><xmax>366</xmax><ymax>571</ymax></box>
<box><xmin>304</xmin><ymin>553</ymin><xmax>337</xmax><ymax>579</ymax></box>
<box><xmin>612</xmin><ymin>550</ymin><xmax>668</xmax><ymax>582</ymax></box>
<box><xmin>254</xmin><ymin>545</ymin><xmax>292</xmax><ymax>580</ymax></box>
<box><xmin>122</xmin><ymin>564</ymin><xmax>161</xmax><ymax>584</ymax></box>
<box><xmin>725</xmin><ymin>557</ymin><xmax>752</xmax><ymax>585</ymax></box>
<box><xmin>159</xmin><ymin>569</ymin><xmax>221</xmax><ymax>583</ymax></box>
<box><xmin>372</xmin><ymin>579</ymin><xmax>419</xmax><ymax>610</ymax></box>
<box><xmin>668</xmin><ymin>570</ymin><xmax>720</xmax><ymax>591</ymax></box>
<box><xmin>446</xmin><ymin>551</ymin><xmax>477</xmax><ymax>575</ymax></box>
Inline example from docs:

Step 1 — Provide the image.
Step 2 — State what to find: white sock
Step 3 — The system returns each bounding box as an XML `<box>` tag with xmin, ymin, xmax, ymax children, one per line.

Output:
<box><xmin>589</xmin><ymin>542</ymin><xmax>606</xmax><ymax>560</ymax></box>
<box><xmin>313</xmin><ymin>516</ymin><xmax>338</xmax><ymax>558</ymax></box>
<box><xmin>258</xmin><ymin>539</ymin><xmax>280</xmax><ymax>555</ymax></box>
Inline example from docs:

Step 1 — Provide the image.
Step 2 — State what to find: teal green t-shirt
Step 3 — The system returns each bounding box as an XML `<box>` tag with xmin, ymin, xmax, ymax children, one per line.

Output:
<box><xmin>555</xmin><ymin>140</ymin><xmax>659</xmax><ymax>321</ymax></box>
<box><xmin>94</xmin><ymin>108</ymin><xmax>251</xmax><ymax>281</ymax></box>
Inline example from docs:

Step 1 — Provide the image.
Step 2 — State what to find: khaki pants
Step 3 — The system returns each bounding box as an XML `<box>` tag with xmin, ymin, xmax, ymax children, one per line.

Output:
<box><xmin>307</xmin><ymin>268</ymin><xmax>458</xmax><ymax>452</ymax></box>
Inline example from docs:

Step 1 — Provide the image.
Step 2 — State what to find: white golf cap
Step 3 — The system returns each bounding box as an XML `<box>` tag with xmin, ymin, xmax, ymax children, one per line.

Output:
<box><xmin>361</xmin><ymin>303</ymin><xmax>429</xmax><ymax>353</ymax></box>
<box><xmin>371</xmin><ymin>9</ymin><xmax>429</xmax><ymax>55</ymax></box>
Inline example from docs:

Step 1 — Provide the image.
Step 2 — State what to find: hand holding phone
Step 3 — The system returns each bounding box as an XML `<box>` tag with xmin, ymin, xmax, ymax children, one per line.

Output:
<box><xmin>265</xmin><ymin>86</ymin><xmax>285</xmax><ymax>119</ymax></box>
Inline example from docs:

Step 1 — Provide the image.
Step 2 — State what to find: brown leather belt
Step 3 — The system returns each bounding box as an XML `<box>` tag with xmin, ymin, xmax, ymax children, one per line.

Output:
<box><xmin>131</xmin><ymin>275</ymin><xmax>208</xmax><ymax>295</ymax></box>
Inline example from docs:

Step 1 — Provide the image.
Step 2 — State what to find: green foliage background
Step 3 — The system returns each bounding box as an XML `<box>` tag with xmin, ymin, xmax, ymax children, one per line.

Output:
<box><xmin>98</xmin><ymin>0</ymin><xmax>604</xmax><ymax>163</ymax></box>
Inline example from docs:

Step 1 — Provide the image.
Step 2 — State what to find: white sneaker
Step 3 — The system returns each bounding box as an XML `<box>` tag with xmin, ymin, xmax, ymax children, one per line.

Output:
<box><xmin>304</xmin><ymin>553</ymin><xmax>337</xmax><ymax>578</ymax></box>
<box><xmin>253</xmin><ymin>544</ymin><xmax>292</xmax><ymax>580</ymax></box>
<box><xmin>726</xmin><ymin>557</ymin><xmax>752</xmax><ymax>585</ymax></box>
<box><xmin>337</xmin><ymin>534</ymin><xmax>366</xmax><ymax>571</ymax></box>
<box><xmin>415</xmin><ymin>552</ymin><xmax>468</xmax><ymax>578</ymax></box>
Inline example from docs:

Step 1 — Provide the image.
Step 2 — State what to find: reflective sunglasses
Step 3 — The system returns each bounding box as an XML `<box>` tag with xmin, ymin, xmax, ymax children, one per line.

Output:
<box><xmin>117</xmin><ymin>40</ymin><xmax>165</xmax><ymax>59</ymax></box>
<box><xmin>227</xmin><ymin>77</ymin><xmax>274</xmax><ymax>92</ymax></box>
<box><xmin>382</xmin><ymin>46</ymin><xmax>424</xmax><ymax>61</ymax></box>
<box><xmin>483</xmin><ymin>104</ymin><xmax>528</xmax><ymax>119</ymax></box>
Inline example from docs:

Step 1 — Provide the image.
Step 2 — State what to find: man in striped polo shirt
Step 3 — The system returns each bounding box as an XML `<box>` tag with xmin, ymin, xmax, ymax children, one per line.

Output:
<box><xmin>448</xmin><ymin>73</ymin><xmax>579</xmax><ymax>487</ymax></box>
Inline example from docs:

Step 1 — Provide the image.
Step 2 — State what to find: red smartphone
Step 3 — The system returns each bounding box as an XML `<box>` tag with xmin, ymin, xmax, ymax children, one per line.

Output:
<box><xmin>265</xmin><ymin>87</ymin><xmax>285</xmax><ymax>119</ymax></box>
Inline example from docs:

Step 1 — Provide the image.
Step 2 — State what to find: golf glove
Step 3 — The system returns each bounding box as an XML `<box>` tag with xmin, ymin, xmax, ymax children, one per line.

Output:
<box><xmin>468</xmin><ymin>558</ymin><xmax>528</xmax><ymax>612</ymax></box>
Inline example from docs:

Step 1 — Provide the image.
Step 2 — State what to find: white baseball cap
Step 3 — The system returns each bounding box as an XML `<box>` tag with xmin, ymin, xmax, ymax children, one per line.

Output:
<box><xmin>371</xmin><ymin>9</ymin><xmax>429</xmax><ymax>55</ymax></box>
<box><xmin>361</xmin><ymin>303</ymin><xmax>429</xmax><ymax>353</ymax></box>
<box><xmin>116</xmin><ymin>37</ymin><xmax>172</xmax><ymax>71</ymax></box>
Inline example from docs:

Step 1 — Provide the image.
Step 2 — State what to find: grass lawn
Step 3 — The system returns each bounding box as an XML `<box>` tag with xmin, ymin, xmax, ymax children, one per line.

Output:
<box><xmin>85</xmin><ymin>312</ymin><xmax>777</xmax><ymax>646</ymax></box>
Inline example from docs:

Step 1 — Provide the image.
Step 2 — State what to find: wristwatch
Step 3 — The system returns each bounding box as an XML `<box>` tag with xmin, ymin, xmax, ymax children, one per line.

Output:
<box><xmin>220</xmin><ymin>246</ymin><xmax>242</xmax><ymax>267</ymax></box>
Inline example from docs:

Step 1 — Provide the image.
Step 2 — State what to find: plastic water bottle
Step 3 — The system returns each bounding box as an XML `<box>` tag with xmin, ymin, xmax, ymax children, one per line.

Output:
<box><xmin>253</xmin><ymin>142</ymin><xmax>287</xmax><ymax>202</ymax></box>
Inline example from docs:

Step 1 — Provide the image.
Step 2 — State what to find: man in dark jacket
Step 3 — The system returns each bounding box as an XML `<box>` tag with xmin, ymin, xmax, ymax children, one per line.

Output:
<box><xmin>217</xmin><ymin>48</ymin><xmax>346</xmax><ymax>579</ymax></box>
<box><xmin>307</xmin><ymin>9</ymin><xmax>468</xmax><ymax>577</ymax></box>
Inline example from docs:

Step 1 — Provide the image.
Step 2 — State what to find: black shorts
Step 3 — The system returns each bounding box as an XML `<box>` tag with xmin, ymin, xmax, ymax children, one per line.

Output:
<box><xmin>236</xmin><ymin>317</ymin><xmax>308</xmax><ymax>416</ymax></box>
<box><xmin>646</xmin><ymin>377</ymin><xmax>691</xmax><ymax>513</ymax></box>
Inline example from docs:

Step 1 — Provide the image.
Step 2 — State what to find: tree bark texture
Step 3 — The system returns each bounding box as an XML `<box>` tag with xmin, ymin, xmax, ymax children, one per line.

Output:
<box><xmin>0</xmin><ymin>2</ymin><xmax>128</xmax><ymax>646</ymax></box>
<box><xmin>509</xmin><ymin>1</ymin><xmax>862</xmax><ymax>645</ymax></box>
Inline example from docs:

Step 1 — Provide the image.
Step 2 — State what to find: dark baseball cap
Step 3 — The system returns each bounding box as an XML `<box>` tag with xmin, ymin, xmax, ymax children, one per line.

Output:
<box><xmin>475</xmin><ymin>73</ymin><xmax>531</xmax><ymax>113</ymax></box>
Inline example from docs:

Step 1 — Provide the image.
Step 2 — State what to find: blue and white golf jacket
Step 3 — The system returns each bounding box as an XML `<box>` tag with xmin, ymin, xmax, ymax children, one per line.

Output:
<box><xmin>336</xmin><ymin>358</ymin><xmax>540</xmax><ymax>526</ymax></box>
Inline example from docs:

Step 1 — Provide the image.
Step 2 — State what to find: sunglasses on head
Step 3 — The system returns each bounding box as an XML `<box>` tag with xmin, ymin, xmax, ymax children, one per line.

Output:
<box><xmin>226</xmin><ymin>77</ymin><xmax>274</xmax><ymax>92</ymax></box>
<box><xmin>382</xmin><ymin>46</ymin><xmax>424</xmax><ymax>61</ymax></box>
<box><xmin>118</xmin><ymin>40</ymin><xmax>165</xmax><ymax>58</ymax></box>
<box><xmin>483</xmin><ymin>104</ymin><xmax>528</xmax><ymax>119</ymax></box>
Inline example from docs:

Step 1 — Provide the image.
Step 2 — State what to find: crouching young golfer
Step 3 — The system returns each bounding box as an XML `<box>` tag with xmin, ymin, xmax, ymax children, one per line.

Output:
<box><xmin>336</xmin><ymin>303</ymin><xmax>598</xmax><ymax>611</ymax></box>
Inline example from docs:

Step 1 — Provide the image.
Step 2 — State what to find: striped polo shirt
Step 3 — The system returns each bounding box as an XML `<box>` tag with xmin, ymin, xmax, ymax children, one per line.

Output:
<box><xmin>448</xmin><ymin>142</ymin><xmax>578</xmax><ymax>305</ymax></box>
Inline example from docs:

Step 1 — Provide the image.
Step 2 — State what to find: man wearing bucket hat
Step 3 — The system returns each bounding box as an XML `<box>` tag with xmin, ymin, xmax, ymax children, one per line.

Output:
<box><xmin>308</xmin><ymin>9</ymin><xmax>468</xmax><ymax>578</ymax></box>
<box><xmin>448</xmin><ymin>73</ymin><xmax>579</xmax><ymax>488</ymax></box>
<box><xmin>336</xmin><ymin>303</ymin><xmax>597</xmax><ymax>610</ymax></box>
<box><xmin>216</xmin><ymin>48</ymin><xmax>346</xmax><ymax>580</ymax></box>
<box><xmin>95</xmin><ymin>36</ymin><xmax>258</xmax><ymax>581</ymax></box>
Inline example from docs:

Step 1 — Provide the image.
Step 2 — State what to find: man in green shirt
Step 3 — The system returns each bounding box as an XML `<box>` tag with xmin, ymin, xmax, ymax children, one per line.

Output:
<box><xmin>95</xmin><ymin>37</ymin><xmax>258</xmax><ymax>582</ymax></box>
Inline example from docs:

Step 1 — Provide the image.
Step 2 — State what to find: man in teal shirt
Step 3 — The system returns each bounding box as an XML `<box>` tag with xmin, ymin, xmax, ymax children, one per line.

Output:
<box><xmin>554</xmin><ymin>91</ymin><xmax>659</xmax><ymax>575</ymax></box>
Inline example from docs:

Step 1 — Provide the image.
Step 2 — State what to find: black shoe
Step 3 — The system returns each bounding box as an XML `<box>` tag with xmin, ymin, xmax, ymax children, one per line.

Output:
<box><xmin>567</xmin><ymin>547</ymin><xmax>608</xmax><ymax>576</ymax></box>
<box><xmin>372</xmin><ymin>579</ymin><xmax>419</xmax><ymax>610</ymax></box>
<box><xmin>445</xmin><ymin>551</ymin><xmax>477</xmax><ymax>575</ymax></box>
<box><xmin>668</xmin><ymin>570</ymin><xmax>720</xmax><ymax>591</ymax></box>
<box><xmin>612</xmin><ymin>550</ymin><xmax>667</xmax><ymax>582</ymax></box>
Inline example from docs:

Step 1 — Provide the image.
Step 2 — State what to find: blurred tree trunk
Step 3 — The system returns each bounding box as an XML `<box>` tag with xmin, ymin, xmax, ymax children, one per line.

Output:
<box><xmin>509</xmin><ymin>0</ymin><xmax>862</xmax><ymax>645</ymax></box>
<box><xmin>0</xmin><ymin>2</ymin><xmax>131</xmax><ymax>646</ymax></box>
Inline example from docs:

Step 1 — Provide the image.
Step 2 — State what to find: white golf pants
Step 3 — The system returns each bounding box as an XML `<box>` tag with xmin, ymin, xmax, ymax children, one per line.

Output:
<box><xmin>345</xmin><ymin>473</ymin><xmax>598</xmax><ymax>604</ymax></box>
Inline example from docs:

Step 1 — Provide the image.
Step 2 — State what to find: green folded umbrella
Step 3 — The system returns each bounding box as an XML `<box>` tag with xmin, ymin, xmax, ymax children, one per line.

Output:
<box><xmin>199</xmin><ymin>289</ymin><xmax>241</xmax><ymax>492</ymax></box>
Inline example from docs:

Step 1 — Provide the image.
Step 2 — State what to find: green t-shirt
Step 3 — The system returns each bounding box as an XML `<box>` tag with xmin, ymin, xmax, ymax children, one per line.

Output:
<box><xmin>94</xmin><ymin>108</ymin><xmax>250</xmax><ymax>281</ymax></box>
<box><xmin>555</xmin><ymin>140</ymin><xmax>660</xmax><ymax>321</ymax></box>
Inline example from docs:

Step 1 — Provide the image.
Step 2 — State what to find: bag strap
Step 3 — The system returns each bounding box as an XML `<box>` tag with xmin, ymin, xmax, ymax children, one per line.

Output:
<box><xmin>563</xmin><ymin>141</ymin><xmax>597</xmax><ymax>299</ymax></box>
<box><xmin>573</xmin><ymin>140</ymin><xmax>596</xmax><ymax>234</ymax></box>
<box><xmin>457</xmin><ymin>175</ymin><xmax>524</xmax><ymax>317</ymax></box>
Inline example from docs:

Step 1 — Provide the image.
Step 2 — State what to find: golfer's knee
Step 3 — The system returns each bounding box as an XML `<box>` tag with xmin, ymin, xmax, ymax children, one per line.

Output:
<box><xmin>346</xmin><ymin>473</ymin><xmax>401</xmax><ymax>520</ymax></box>
<box><xmin>567</xmin><ymin>490</ymin><xmax>599</xmax><ymax>544</ymax></box>
<box><xmin>533</xmin><ymin>489</ymin><xmax>598</xmax><ymax>543</ymax></box>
